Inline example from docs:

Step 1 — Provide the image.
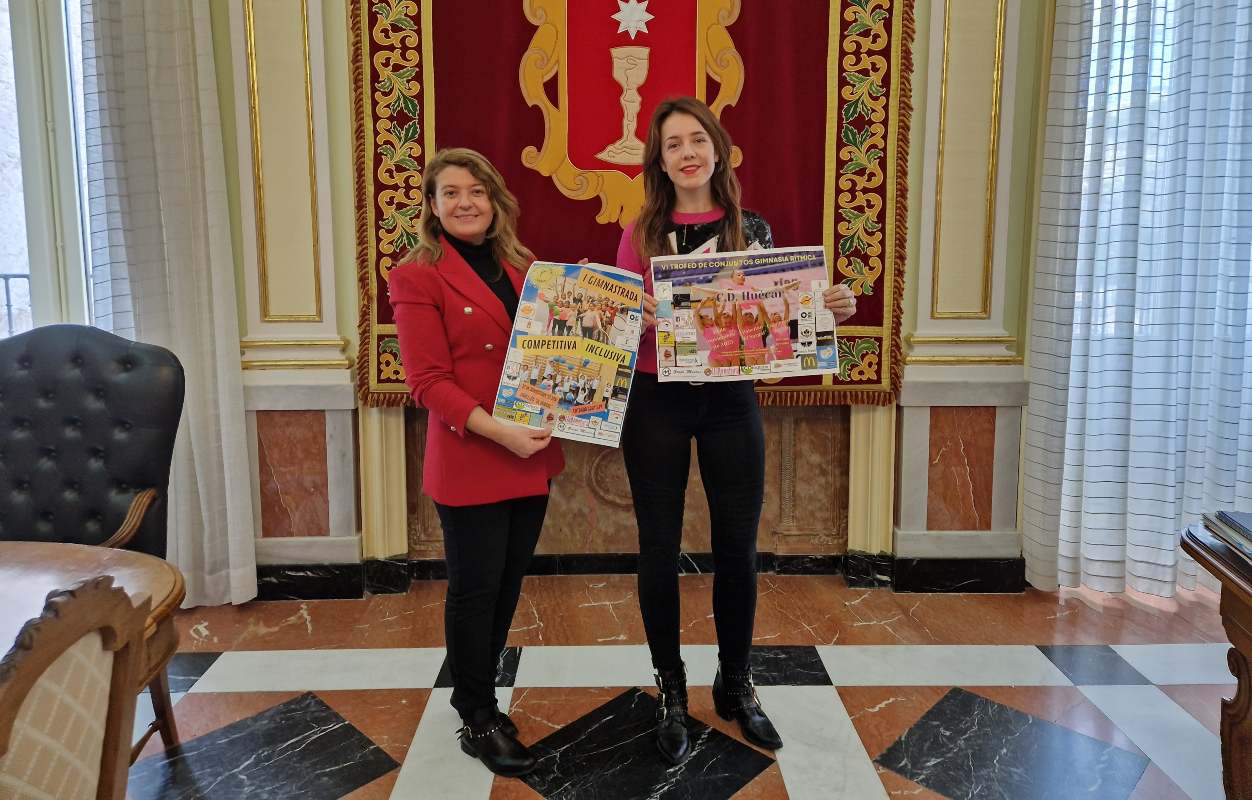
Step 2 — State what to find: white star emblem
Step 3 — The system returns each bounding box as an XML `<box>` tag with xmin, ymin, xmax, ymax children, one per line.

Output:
<box><xmin>611</xmin><ymin>0</ymin><xmax>655</xmax><ymax>40</ymax></box>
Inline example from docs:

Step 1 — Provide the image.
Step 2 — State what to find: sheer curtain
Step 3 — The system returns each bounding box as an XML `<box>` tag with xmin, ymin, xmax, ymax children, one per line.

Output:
<box><xmin>1023</xmin><ymin>0</ymin><xmax>1252</xmax><ymax>596</ymax></box>
<box><xmin>81</xmin><ymin>0</ymin><xmax>256</xmax><ymax>605</ymax></box>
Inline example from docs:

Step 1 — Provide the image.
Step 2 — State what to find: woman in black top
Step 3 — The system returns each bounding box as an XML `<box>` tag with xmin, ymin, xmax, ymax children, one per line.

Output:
<box><xmin>616</xmin><ymin>98</ymin><xmax>859</xmax><ymax>764</ymax></box>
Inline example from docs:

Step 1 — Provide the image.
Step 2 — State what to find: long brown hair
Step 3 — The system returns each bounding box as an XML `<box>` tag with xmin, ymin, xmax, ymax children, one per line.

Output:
<box><xmin>631</xmin><ymin>97</ymin><xmax>746</xmax><ymax>264</ymax></box>
<box><xmin>407</xmin><ymin>148</ymin><xmax>535</xmax><ymax>270</ymax></box>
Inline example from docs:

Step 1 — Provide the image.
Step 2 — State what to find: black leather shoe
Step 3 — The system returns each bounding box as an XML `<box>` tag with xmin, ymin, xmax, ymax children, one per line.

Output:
<box><xmin>654</xmin><ymin>664</ymin><xmax>692</xmax><ymax>765</ymax></box>
<box><xmin>712</xmin><ymin>664</ymin><xmax>783</xmax><ymax>750</ymax></box>
<box><xmin>458</xmin><ymin>718</ymin><xmax>537</xmax><ymax>777</ymax></box>
<box><xmin>497</xmin><ymin>708</ymin><xmax>518</xmax><ymax>738</ymax></box>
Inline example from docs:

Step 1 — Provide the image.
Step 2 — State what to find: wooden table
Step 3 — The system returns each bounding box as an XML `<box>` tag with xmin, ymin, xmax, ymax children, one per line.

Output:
<box><xmin>1182</xmin><ymin>526</ymin><xmax>1252</xmax><ymax>800</ymax></box>
<box><xmin>0</xmin><ymin>541</ymin><xmax>185</xmax><ymax>758</ymax></box>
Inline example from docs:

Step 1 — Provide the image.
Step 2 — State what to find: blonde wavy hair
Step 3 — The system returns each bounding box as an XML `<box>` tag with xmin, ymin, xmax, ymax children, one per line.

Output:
<box><xmin>406</xmin><ymin>148</ymin><xmax>535</xmax><ymax>271</ymax></box>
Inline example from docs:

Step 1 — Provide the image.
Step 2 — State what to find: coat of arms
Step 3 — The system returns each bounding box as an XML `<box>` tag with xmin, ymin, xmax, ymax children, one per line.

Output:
<box><xmin>520</xmin><ymin>0</ymin><xmax>745</xmax><ymax>226</ymax></box>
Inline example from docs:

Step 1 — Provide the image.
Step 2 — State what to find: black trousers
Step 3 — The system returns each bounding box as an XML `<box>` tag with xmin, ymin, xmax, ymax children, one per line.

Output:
<box><xmin>622</xmin><ymin>373</ymin><xmax>765</xmax><ymax>672</ymax></box>
<box><xmin>435</xmin><ymin>494</ymin><xmax>548</xmax><ymax>722</ymax></box>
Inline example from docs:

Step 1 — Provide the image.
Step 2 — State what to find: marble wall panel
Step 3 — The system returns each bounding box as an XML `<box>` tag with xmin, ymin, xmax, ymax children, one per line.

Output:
<box><xmin>766</xmin><ymin>406</ymin><xmax>850</xmax><ymax>555</ymax></box>
<box><xmin>257</xmin><ymin>410</ymin><xmax>331</xmax><ymax>538</ymax></box>
<box><xmin>405</xmin><ymin>405</ymin><xmax>851</xmax><ymax>558</ymax></box>
<box><xmin>926</xmin><ymin>407</ymin><xmax>996</xmax><ymax>531</ymax></box>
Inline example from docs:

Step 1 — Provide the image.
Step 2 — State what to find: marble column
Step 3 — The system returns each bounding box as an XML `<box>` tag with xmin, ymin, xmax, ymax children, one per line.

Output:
<box><xmin>890</xmin><ymin>0</ymin><xmax>1047</xmax><ymax>576</ymax></box>
<box><xmin>227</xmin><ymin>0</ymin><xmax>360</xmax><ymax>564</ymax></box>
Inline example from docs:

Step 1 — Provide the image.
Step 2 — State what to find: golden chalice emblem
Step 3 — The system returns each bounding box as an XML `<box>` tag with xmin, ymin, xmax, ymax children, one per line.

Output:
<box><xmin>596</xmin><ymin>46</ymin><xmax>650</xmax><ymax>165</ymax></box>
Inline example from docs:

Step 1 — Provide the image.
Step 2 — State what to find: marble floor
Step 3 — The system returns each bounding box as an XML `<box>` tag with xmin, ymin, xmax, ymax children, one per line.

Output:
<box><xmin>126</xmin><ymin>575</ymin><xmax>1233</xmax><ymax>799</ymax></box>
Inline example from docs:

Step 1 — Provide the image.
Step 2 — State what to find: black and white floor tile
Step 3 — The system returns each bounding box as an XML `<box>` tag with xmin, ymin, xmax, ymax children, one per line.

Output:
<box><xmin>130</xmin><ymin>643</ymin><xmax>1231</xmax><ymax>799</ymax></box>
<box><xmin>876</xmin><ymin>687</ymin><xmax>1149</xmax><ymax>800</ymax></box>
<box><xmin>129</xmin><ymin>693</ymin><xmax>398</xmax><ymax>800</ymax></box>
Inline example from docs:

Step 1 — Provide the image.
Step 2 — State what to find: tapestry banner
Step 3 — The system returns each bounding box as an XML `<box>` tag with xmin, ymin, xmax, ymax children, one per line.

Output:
<box><xmin>353</xmin><ymin>0</ymin><xmax>914</xmax><ymax>406</ymax></box>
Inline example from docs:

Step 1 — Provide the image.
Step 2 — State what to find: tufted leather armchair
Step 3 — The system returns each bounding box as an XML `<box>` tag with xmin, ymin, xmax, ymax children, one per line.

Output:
<box><xmin>0</xmin><ymin>324</ymin><xmax>184</xmax><ymax>557</ymax></box>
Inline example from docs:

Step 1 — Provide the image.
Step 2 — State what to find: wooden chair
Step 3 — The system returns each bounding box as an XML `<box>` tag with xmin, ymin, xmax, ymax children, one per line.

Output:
<box><xmin>0</xmin><ymin>576</ymin><xmax>150</xmax><ymax>800</ymax></box>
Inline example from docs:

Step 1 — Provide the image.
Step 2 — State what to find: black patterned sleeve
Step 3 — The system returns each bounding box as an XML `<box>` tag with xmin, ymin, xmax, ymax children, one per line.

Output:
<box><xmin>742</xmin><ymin>210</ymin><xmax>774</xmax><ymax>249</ymax></box>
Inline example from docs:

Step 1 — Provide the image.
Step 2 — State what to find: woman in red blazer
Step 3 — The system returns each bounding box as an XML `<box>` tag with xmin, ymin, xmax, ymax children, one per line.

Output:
<box><xmin>388</xmin><ymin>148</ymin><xmax>563</xmax><ymax>779</ymax></box>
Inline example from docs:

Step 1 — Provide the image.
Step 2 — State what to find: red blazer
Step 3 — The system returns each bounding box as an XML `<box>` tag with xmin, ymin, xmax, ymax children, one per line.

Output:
<box><xmin>388</xmin><ymin>238</ymin><xmax>564</xmax><ymax>506</ymax></box>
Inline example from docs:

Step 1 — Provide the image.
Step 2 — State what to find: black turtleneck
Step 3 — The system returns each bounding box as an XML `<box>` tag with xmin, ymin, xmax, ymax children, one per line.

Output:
<box><xmin>446</xmin><ymin>233</ymin><xmax>519</xmax><ymax>320</ymax></box>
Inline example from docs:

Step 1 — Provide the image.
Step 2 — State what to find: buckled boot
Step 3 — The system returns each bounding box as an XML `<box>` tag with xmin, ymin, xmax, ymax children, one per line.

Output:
<box><xmin>458</xmin><ymin>715</ymin><xmax>537</xmax><ymax>777</ymax></box>
<box><xmin>712</xmin><ymin>663</ymin><xmax>783</xmax><ymax>750</ymax></box>
<box><xmin>654</xmin><ymin>664</ymin><xmax>692</xmax><ymax>765</ymax></box>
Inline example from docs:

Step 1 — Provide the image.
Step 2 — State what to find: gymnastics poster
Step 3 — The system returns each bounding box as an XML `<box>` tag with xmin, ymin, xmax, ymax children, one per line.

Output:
<box><xmin>651</xmin><ymin>247</ymin><xmax>839</xmax><ymax>383</ymax></box>
<box><xmin>493</xmin><ymin>262</ymin><xmax>644</xmax><ymax>447</ymax></box>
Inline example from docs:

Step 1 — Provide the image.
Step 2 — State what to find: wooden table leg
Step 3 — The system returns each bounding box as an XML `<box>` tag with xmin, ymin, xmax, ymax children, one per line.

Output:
<box><xmin>1223</xmin><ymin>647</ymin><xmax>1251</xmax><ymax>799</ymax></box>
<box><xmin>1181</xmin><ymin>529</ymin><xmax>1252</xmax><ymax>799</ymax></box>
<box><xmin>1222</xmin><ymin>592</ymin><xmax>1252</xmax><ymax>799</ymax></box>
<box><xmin>148</xmin><ymin>667</ymin><xmax>180</xmax><ymax>750</ymax></box>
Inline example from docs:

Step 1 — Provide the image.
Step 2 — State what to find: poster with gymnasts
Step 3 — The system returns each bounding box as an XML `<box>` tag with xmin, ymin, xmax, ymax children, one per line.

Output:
<box><xmin>493</xmin><ymin>262</ymin><xmax>645</xmax><ymax>447</ymax></box>
<box><xmin>651</xmin><ymin>247</ymin><xmax>839</xmax><ymax>383</ymax></box>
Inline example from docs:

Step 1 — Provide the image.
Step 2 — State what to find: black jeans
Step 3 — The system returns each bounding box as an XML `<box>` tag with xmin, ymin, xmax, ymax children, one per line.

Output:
<box><xmin>435</xmin><ymin>494</ymin><xmax>548</xmax><ymax>722</ymax></box>
<box><xmin>622</xmin><ymin>373</ymin><xmax>765</xmax><ymax>672</ymax></box>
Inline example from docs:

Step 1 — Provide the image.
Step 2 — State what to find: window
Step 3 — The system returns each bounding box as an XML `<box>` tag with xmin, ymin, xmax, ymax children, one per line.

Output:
<box><xmin>0</xmin><ymin>0</ymin><xmax>32</xmax><ymax>336</ymax></box>
<box><xmin>3</xmin><ymin>0</ymin><xmax>91</xmax><ymax>339</ymax></box>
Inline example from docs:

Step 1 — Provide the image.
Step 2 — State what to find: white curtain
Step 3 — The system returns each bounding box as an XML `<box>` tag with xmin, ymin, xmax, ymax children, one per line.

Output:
<box><xmin>1023</xmin><ymin>0</ymin><xmax>1252</xmax><ymax>596</ymax></box>
<box><xmin>81</xmin><ymin>0</ymin><xmax>256</xmax><ymax>605</ymax></box>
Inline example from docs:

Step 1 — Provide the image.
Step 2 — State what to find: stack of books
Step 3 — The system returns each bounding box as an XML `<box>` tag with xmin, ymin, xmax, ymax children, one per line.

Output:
<box><xmin>1203</xmin><ymin>510</ymin><xmax>1252</xmax><ymax>562</ymax></box>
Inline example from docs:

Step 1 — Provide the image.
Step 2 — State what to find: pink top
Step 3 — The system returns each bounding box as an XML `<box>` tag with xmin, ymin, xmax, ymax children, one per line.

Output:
<box><xmin>616</xmin><ymin>208</ymin><xmax>727</xmax><ymax>374</ymax></box>
<box><xmin>769</xmin><ymin>319</ymin><xmax>794</xmax><ymax>359</ymax></box>
<box><xmin>703</xmin><ymin>322</ymin><xmax>740</xmax><ymax>366</ymax></box>
<box><xmin>739</xmin><ymin>322</ymin><xmax>766</xmax><ymax>352</ymax></box>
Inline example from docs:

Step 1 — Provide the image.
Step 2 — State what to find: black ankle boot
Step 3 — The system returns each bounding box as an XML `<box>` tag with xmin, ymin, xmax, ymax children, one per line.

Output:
<box><xmin>458</xmin><ymin>717</ymin><xmax>537</xmax><ymax>777</ymax></box>
<box><xmin>654</xmin><ymin>664</ymin><xmax>691</xmax><ymax>765</ymax></box>
<box><xmin>712</xmin><ymin>664</ymin><xmax>783</xmax><ymax>750</ymax></box>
